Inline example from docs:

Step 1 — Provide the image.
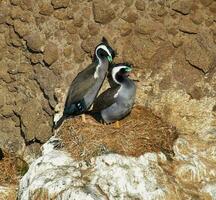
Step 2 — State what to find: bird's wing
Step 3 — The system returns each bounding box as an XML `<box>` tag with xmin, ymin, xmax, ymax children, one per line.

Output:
<box><xmin>92</xmin><ymin>85</ymin><xmax>120</xmax><ymax>112</ymax></box>
<box><xmin>64</xmin><ymin>63</ymin><xmax>97</xmax><ymax>106</ymax></box>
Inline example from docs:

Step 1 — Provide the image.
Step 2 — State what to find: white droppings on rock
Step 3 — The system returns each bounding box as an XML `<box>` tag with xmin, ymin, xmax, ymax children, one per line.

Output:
<box><xmin>90</xmin><ymin>153</ymin><xmax>168</xmax><ymax>200</ymax></box>
<box><xmin>18</xmin><ymin>137</ymin><xmax>177</xmax><ymax>200</ymax></box>
<box><xmin>202</xmin><ymin>183</ymin><xmax>216</xmax><ymax>200</ymax></box>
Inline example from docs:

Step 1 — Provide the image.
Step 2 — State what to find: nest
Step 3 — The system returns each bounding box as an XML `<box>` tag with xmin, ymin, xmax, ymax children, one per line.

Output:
<box><xmin>58</xmin><ymin>105</ymin><xmax>178</xmax><ymax>161</ymax></box>
<box><xmin>0</xmin><ymin>152</ymin><xmax>28</xmax><ymax>185</ymax></box>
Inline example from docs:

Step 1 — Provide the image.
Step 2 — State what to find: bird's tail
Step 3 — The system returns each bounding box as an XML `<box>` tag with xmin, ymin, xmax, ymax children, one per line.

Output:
<box><xmin>53</xmin><ymin>115</ymin><xmax>67</xmax><ymax>130</ymax></box>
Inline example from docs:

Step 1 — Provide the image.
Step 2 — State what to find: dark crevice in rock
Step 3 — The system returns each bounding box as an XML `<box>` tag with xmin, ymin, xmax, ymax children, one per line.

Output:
<box><xmin>33</xmin><ymin>78</ymin><xmax>56</xmax><ymax>109</ymax></box>
<box><xmin>185</xmin><ymin>59</ymin><xmax>206</xmax><ymax>75</ymax></box>
<box><xmin>26</xmin><ymin>46</ymin><xmax>42</xmax><ymax>54</ymax></box>
<box><xmin>26</xmin><ymin>138</ymin><xmax>43</xmax><ymax>145</ymax></box>
<box><xmin>172</xmin><ymin>9</ymin><xmax>189</xmax><ymax>16</ymax></box>
<box><xmin>14</xmin><ymin>111</ymin><xmax>27</xmax><ymax>145</ymax></box>
<box><xmin>0</xmin><ymin>148</ymin><xmax>4</xmax><ymax>160</ymax></box>
<box><xmin>179</xmin><ymin>29</ymin><xmax>197</xmax><ymax>34</ymax></box>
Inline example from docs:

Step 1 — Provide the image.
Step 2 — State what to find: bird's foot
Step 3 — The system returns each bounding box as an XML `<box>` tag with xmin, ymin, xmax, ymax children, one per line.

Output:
<box><xmin>114</xmin><ymin>121</ymin><xmax>120</xmax><ymax>129</ymax></box>
<box><xmin>81</xmin><ymin>114</ymin><xmax>87</xmax><ymax>123</ymax></box>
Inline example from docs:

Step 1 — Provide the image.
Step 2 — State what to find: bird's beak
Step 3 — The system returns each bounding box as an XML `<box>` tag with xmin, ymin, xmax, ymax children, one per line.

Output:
<box><xmin>125</xmin><ymin>67</ymin><xmax>132</xmax><ymax>72</ymax></box>
<box><xmin>107</xmin><ymin>56</ymin><xmax>112</xmax><ymax>62</ymax></box>
<box><xmin>130</xmin><ymin>72</ymin><xmax>140</xmax><ymax>82</ymax></box>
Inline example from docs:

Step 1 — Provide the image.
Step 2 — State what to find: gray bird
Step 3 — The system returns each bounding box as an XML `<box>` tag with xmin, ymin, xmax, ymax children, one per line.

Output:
<box><xmin>91</xmin><ymin>63</ymin><xmax>136</xmax><ymax>124</ymax></box>
<box><xmin>54</xmin><ymin>38</ymin><xmax>115</xmax><ymax>129</ymax></box>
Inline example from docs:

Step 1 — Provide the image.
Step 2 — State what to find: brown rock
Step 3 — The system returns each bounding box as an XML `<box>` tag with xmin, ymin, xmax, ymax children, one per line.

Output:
<box><xmin>25</xmin><ymin>32</ymin><xmax>44</xmax><ymax>52</ymax></box>
<box><xmin>124</xmin><ymin>0</ymin><xmax>134</xmax><ymax>7</ymax></box>
<box><xmin>74</xmin><ymin>16</ymin><xmax>84</xmax><ymax>27</ymax></box>
<box><xmin>172</xmin><ymin>34</ymin><xmax>184</xmax><ymax>48</ymax></box>
<box><xmin>205</xmin><ymin>17</ymin><xmax>214</xmax><ymax>27</ymax></box>
<box><xmin>10</xmin><ymin>7</ymin><xmax>34</xmax><ymax>23</ymax></box>
<box><xmin>213</xmin><ymin>105</ymin><xmax>216</xmax><ymax>112</ymax></box>
<box><xmin>88</xmin><ymin>23</ymin><xmax>100</xmax><ymax>36</ymax></box>
<box><xmin>122</xmin><ymin>35</ymin><xmax>156</xmax><ymax>66</ymax></box>
<box><xmin>13</xmin><ymin>20</ymin><xmax>29</xmax><ymax>38</ymax></box>
<box><xmin>120</xmin><ymin>24</ymin><xmax>132</xmax><ymax>37</ymax></box>
<box><xmin>135</xmin><ymin>19</ymin><xmax>159</xmax><ymax>35</ymax></box>
<box><xmin>209</xmin><ymin>2</ymin><xmax>216</xmax><ymax>13</ymax></box>
<box><xmin>121</xmin><ymin>9</ymin><xmax>138</xmax><ymax>23</ymax></box>
<box><xmin>167</xmin><ymin>27</ymin><xmax>178</xmax><ymax>36</ymax></box>
<box><xmin>63</xmin><ymin>46</ymin><xmax>72</xmax><ymax>58</ymax></box>
<box><xmin>66</xmin><ymin>22</ymin><xmax>77</xmax><ymax>34</ymax></box>
<box><xmin>81</xmin><ymin>36</ymin><xmax>99</xmax><ymax>53</ymax></box>
<box><xmin>53</xmin><ymin>9</ymin><xmax>68</xmax><ymax>20</ymax></box>
<box><xmin>65</xmin><ymin>34</ymin><xmax>79</xmax><ymax>45</ymax></box>
<box><xmin>0</xmin><ymin>7</ymin><xmax>9</xmax><ymax>24</ymax></box>
<box><xmin>188</xmin><ymin>86</ymin><xmax>204</xmax><ymax>100</ymax></box>
<box><xmin>184</xmin><ymin>36</ymin><xmax>215</xmax><ymax>73</ymax></box>
<box><xmin>43</xmin><ymin>43</ymin><xmax>58</xmax><ymax>66</ymax></box>
<box><xmin>51</xmin><ymin>0</ymin><xmax>70</xmax><ymax>9</ymax></box>
<box><xmin>213</xmin><ymin>34</ymin><xmax>216</xmax><ymax>44</ymax></box>
<box><xmin>190</xmin><ymin>10</ymin><xmax>204</xmax><ymax>25</ymax></box>
<box><xmin>172</xmin><ymin>0</ymin><xmax>193</xmax><ymax>15</ymax></box>
<box><xmin>159</xmin><ymin>76</ymin><xmax>172</xmax><ymax>90</ymax></box>
<box><xmin>8</xmin><ymin>27</ymin><xmax>23</xmax><ymax>47</ymax></box>
<box><xmin>79</xmin><ymin>28</ymin><xmax>89</xmax><ymax>39</ymax></box>
<box><xmin>1</xmin><ymin>105</ymin><xmax>14</xmax><ymax>118</ymax></box>
<box><xmin>179</xmin><ymin>17</ymin><xmax>198</xmax><ymax>34</ymax></box>
<box><xmin>20</xmin><ymin>0</ymin><xmax>33</xmax><ymax>10</ymax></box>
<box><xmin>39</xmin><ymin>2</ymin><xmax>54</xmax><ymax>16</ymax></box>
<box><xmin>0</xmin><ymin>118</ymin><xmax>24</xmax><ymax>154</ymax></box>
<box><xmin>135</xmin><ymin>0</ymin><xmax>145</xmax><ymax>11</ymax></box>
<box><xmin>30</xmin><ymin>54</ymin><xmax>43</xmax><ymax>64</ymax></box>
<box><xmin>10</xmin><ymin>0</ymin><xmax>20</xmax><ymax>6</ymax></box>
<box><xmin>19</xmin><ymin>99</ymin><xmax>52</xmax><ymax>143</ymax></box>
<box><xmin>0</xmin><ymin>89</ymin><xmax>6</xmax><ymax>109</ymax></box>
<box><xmin>34</xmin><ymin>64</ymin><xmax>58</xmax><ymax>108</ymax></box>
<box><xmin>82</xmin><ymin>6</ymin><xmax>91</xmax><ymax>19</ymax></box>
<box><xmin>10</xmin><ymin>6</ymin><xmax>22</xmax><ymax>20</ymax></box>
<box><xmin>35</xmin><ymin>15</ymin><xmax>46</xmax><ymax>27</ymax></box>
<box><xmin>172</xmin><ymin>49</ymin><xmax>203</xmax><ymax>88</ymax></box>
<box><xmin>0</xmin><ymin>63</ymin><xmax>13</xmax><ymax>83</ymax></box>
<box><xmin>73</xmin><ymin>45</ymin><xmax>85</xmax><ymax>63</ymax></box>
<box><xmin>199</xmin><ymin>0</ymin><xmax>214</xmax><ymax>6</ymax></box>
<box><xmin>67</xmin><ymin>8</ymin><xmax>74</xmax><ymax>19</ymax></box>
<box><xmin>23</xmin><ymin>143</ymin><xmax>41</xmax><ymax>160</ymax></box>
<box><xmin>149</xmin><ymin>43</ymin><xmax>175</xmax><ymax>74</ymax></box>
<box><xmin>59</xmin><ymin>22</ymin><xmax>65</xmax><ymax>30</ymax></box>
<box><xmin>93</xmin><ymin>0</ymin><xmax>115</xmax><ymax>24</ymax></box>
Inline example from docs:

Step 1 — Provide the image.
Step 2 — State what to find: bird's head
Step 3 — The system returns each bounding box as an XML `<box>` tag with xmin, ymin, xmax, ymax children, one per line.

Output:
<box><xmin>94</xmin><ymin>37</ymin><xmax>116</xmax><ymax>63</ymax></box>
<box><xmin>111</xmin><ymin>63</ymin><xmax>133</xmax><ymax>84</ymax></box>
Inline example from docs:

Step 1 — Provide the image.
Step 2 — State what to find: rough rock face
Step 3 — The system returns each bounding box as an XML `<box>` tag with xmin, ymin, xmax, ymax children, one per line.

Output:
<box><xmin>92</xmin><ymin>0</ymin><xmax>115</xmax><ymax>24</ymax></box>
<box><xmin>43</xmin><ymin>42</ymin><xmax>59</xmax><ymax>66</ymax></box>
<box><xmin>0</xmin><ymin>0</ymin><xmax>215</xmax><ymax>199</ymax></box>
<box><xmin>18</xmin><ymin>137</ymin><xmax>178</xmax><ymax>200</ymax></box>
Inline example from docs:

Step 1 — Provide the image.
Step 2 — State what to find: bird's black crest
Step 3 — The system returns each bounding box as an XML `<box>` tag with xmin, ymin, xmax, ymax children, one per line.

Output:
<box><xmin>101</xmin><ymin>37</ymin><xmax>108</xmax><ymax>44</ymax></box>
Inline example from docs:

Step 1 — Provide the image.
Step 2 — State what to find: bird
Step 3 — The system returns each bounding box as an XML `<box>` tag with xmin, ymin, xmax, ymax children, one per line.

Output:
<box><xmin>90</xmin><ymin>63</ymin><xmax>136</xmax><ymax>127</ymax></box>
<box><xmin>54</xmin><ymin>37</ymin><xmax>116</xmax><ymax>129</ymax></box>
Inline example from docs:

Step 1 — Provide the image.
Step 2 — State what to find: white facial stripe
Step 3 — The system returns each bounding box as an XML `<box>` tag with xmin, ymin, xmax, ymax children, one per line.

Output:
<box><xmin>96</xmin><ymin>44</ymin><xmax>112</xmax><ymax>57</ymax></box>
<box><xmin>94</xmin><ymin>44</ymin><xmax>112</xmax><ymax>79</ymax></box>
<box><xmin>112</xmin><ymin>66</ymin><xmax>128</xmax><ymax>84</ymax></box>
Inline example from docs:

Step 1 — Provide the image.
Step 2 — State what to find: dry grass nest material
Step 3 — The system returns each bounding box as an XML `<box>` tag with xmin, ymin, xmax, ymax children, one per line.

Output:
<box><xmin>58</xmin><ymin>105</ymin><xmax>178</xmax><ymax>161</ymax></box>
<box><xmin>0</xmin><ymin>152</ymin><xmax>28</xmax><ymax>186</ymax></box>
